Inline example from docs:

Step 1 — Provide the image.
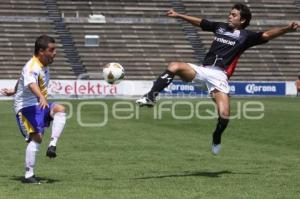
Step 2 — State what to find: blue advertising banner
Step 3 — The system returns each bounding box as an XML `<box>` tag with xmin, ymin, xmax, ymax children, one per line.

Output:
<box><xmin>161</xmin><ymin>81</ymin><xmax>208</xmax><ymax>95</ymax></box>
<box><xmin>161</xmin><ymin>81</ymin><xmax>286</xmax><ymax>96</ymax></box>
<box><xmin>229</xmin><ymin>82</ymin><xmax>286</xmax><ymax>96</ymax></box>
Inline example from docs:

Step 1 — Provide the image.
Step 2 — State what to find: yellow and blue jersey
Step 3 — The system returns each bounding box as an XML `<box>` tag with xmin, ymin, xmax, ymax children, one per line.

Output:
<box><xmin>14</xmin><ymin>56</ymin><xmax>50</xmax><ymax>113</ymax></box>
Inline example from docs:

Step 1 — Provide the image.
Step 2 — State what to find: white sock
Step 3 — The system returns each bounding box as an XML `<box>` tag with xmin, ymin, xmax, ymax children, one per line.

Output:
<box><xmin>25</xmin><ymin>141</ymin><xmax>40</xmax><ymax>179</ymax></box>
<box><xmin>49</xmin><ymin>112</ymin><xmax>66</xmax><ymax>147</ymax></box>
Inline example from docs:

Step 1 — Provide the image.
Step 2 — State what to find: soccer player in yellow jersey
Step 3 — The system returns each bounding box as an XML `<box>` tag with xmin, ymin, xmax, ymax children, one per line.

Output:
<box><xmin>1</xmin><ymin>35</ymin><xmax>66</xmax><ymax>184</ymax></box>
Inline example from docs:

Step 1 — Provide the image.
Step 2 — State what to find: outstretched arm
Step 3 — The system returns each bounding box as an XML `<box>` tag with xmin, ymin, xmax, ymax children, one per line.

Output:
<box><xmin>262</xmin><ymin>22</ymin><xmax>299</xmax><ymax>40</ymax></box>
<box><xmin>0</xmin><ymin>81</ymin><xmax>19</xmax><ymax>96</ymax></box>
<box><xmin>166</xmin><ymin>9</ymin><xmax>202</xmax><ymax>26</ymax></box>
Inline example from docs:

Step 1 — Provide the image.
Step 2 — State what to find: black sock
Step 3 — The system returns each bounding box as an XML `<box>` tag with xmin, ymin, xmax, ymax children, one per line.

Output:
<box><xmin>212</xmin><ymin>117</ymin><xmax>229</xmax><ymax>145</ymax></box>
<box><xmin>146</xmin><ymin>70</ymin><xmax>175</xmax><ymax>101</ymax></box>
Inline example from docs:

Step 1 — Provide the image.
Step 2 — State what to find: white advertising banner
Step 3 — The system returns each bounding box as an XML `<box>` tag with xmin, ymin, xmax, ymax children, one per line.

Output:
<box><xmin>285</xmin><ymin>81</ymin><xmax>297</xmax><ymax>95</ymax></box>
<box><xmin>0</xmin><ymin>80</ymin><xmax>297</xmax><ymax>100</ymax></box>
<box><xmin>0</xmin><ymin>80</ymin><xmax>153</xmax><ymax>99</ymax></box>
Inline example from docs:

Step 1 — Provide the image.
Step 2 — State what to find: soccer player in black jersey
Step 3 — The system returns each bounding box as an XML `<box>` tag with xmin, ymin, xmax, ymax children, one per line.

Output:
<box><xmin>136</xmin><ymin>3</ymin><xmax>299</xmax><ymax>155</ymax></box>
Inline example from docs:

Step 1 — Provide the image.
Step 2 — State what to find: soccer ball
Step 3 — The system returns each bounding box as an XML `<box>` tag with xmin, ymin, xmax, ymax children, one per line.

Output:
<box><xmin>102</xmin><ymin>63</ymin><xmax>125</xmax><ymax>84</ymax></box>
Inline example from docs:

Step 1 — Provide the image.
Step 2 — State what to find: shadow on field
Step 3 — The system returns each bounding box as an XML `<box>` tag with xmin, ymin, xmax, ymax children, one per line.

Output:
<box><xmin>93</xmin><ymin>177</ymin><xmax>114</xmax><ymax>181</ymax></box>
<box><xmin>133</xmin><ymin>170</ymin><xmax>237</xmax><ymax>179</ymax></box>
<box><xmin>10</xmin><ymin>176</ymin><xmax>60</xmax><ymax>184</ymax></box>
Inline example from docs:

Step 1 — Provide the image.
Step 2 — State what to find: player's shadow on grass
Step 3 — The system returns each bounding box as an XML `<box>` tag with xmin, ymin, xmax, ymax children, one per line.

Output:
<box><xmin>10</xmin><ymin>176</ymin><xmax>60</xmax><ymax>184</ymax></box>
<box><xmin>134</xmin><ymin>170</ymin><xmax>249</xmax><ymax>179</ymax></box>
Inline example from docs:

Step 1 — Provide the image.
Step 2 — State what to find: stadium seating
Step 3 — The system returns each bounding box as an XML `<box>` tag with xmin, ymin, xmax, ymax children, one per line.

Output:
<box><xmin>0</xmin><ymin>0</ymin><xmax>48</xmax><ymax>17</ymax></box>
<box><xmin>0</xmin><ymin>0</ymin><xmax>76</xmax><ymax>79</ymax></box>
<box><xmin>57</xmin><ymin>0</ymin><xmax>199</xmax><ymax>80</ymax></box>
<box><xmin>64</xmin><ymin>22</ymin><xmax>199</xmax><ymax>80</ymax></box>
<box><xmin>57</xmin><ymin>0</ymin><xmax>171</xmax><ymax>17</ymax></box>
<box><xmin>0</xmin><ymin>21</ymin><xmax>76</xmax><ymax>79</ymax></box>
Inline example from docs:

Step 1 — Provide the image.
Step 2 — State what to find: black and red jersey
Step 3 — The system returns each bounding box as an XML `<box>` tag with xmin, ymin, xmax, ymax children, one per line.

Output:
<box><xmin>199</xmin><ymin>19</ymin><xmax>268</xmax><ymax>78</ymax></box>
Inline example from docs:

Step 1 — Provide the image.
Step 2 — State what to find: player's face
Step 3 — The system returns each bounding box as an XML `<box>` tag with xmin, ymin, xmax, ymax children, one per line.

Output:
<box><xmin>227</xmin><ymin>9</ymin><xmax>244</xmax><ymax>29</ymax></box>
<box><xmin>40</xmin><ymin>43</ymin><xmax>56</xmax><ymax>65</ymax></box>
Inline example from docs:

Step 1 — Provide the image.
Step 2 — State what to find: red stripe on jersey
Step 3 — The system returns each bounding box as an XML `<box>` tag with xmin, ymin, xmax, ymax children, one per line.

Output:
<box><xmin>226</xmin><ymin>54</ymin><xmax>241</xmax><ymax>78</ymax></box>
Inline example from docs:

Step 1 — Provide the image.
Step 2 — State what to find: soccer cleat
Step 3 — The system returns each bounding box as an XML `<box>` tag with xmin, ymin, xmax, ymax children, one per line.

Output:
<box><xmin>135</xmin><ymin>96</ymin><xmax>155</xmax><ymax>107</ymax></box>
<box><xmin>211</xmin><ymin>143</ymin><xmax>221</xmax><ymax>155</ymax></box>
<box><xmin>46</xmin><ymin>146</ymin><xmax>57</xmax><ymax>158</ymax></box>
<box><xmin>23</xmin><ymin>175</ymin><xmax>40</xmax><ymax>184</ymax></box>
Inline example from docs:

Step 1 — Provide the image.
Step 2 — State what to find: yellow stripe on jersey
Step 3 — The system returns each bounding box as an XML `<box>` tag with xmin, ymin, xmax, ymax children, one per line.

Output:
<box><xmin>30</xmin><ymin>56</ymin><xmax>47</xmax><ymax>98</ymax></box>
<box><xmin>28</xmin><ymin>59</ymin><xmax>35</xmax><ymax>71</ymax></box>
<box><xmin>18</xmin><ymin>112</ymin><xmax>35</xmax><ymax>134</ymax></box>
<box><xmin>32</xmin><ymin>56</ymin><xmax>44</xmax><ymax>68</ymax></box>
<box><xmin>38</xmin><ymin>74</ymin><xmax>48</xmax><ymax>98</ymax></box>
<box><xmin>28</xmin><ymin>56</ymin><xmax>43</xmax><ymax>72</ymax></box>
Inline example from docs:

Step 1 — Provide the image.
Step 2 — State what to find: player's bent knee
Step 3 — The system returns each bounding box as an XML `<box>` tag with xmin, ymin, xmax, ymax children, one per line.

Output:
<box><xmin>219</xmin><ymin>111</ymin><xmax>230</xmax><ymax>119</ymax></box>
<box><xmin>167</xmin><ymin>62</ymin><xmax>181</xmax><ymax>73</ymax></box>
<box><xmin>31</xmin><ymin>133</ymin><xmax>43</xmax><ymax>143</ymax></box>
<box><xmin>167</xmin><ymin>62</ymin><xmax>195</xmax><ymax>82</ymax></box>
<box><xmin>52</xmin><ymin>104</ymin><xmax>65</xmax><ymax>113</ymax></box>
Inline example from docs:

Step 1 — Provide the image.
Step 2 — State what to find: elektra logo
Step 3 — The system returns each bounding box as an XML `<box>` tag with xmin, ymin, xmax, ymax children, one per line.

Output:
<box><xmin>245</xmin><ymin>84</ymin><xmax>277</xmax><ymax>94</ymax></box>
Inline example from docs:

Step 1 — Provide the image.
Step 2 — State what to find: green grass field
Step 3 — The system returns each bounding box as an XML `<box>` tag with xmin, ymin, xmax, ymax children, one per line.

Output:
<box><xmin>0</xmin><ymin>97</ymin><xmax>299</xmax><ymax>199</ymax></box>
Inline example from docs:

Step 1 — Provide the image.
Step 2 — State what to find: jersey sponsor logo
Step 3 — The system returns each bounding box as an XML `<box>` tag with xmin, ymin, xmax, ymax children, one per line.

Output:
<box><xmin>214</xmin><ymin>36</ymin><xmax>236</xmax><ymax>46</ymax></box>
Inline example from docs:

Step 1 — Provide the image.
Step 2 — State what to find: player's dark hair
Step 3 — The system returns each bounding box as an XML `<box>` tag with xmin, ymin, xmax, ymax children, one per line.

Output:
<box><xmin>232</xmin><ymin>3</ymin><xmax>252</xmax><ymax>29</ymax></box>
<box><xmin>34</xmin><ymin>35</ymin><xmax>55</xmax><ymax>55</ymax></box>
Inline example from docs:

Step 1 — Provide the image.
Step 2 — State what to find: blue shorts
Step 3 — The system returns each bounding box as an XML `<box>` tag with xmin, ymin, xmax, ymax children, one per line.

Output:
<box><xmin>16</xmin><ymin>103</ymin><xmax>55</xmax><ymax>140</ymax></box>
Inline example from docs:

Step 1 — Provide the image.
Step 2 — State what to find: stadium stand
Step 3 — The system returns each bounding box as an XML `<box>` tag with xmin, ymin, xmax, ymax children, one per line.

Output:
<box><xmin>0</xmin><ymin>0</ymin><xmax>299</xmax><ymax>81</ymax></box>
<box><xmin>0</xmin><ymin>0</ymin><xmax>76</xmax><ymax>79</ymax></box>
<box><xmin>57</xmin><ymin>0</ymin><xmax>199</xmax><ymax>80</ymax></box>
<box><xmin>62</xmin><ymin>22</ymin><xmax>200</xmax><ymax>80</ymax></box>
<box><xmin>56</xmin><ymin>0</ymin><xmax>171</xmax><ymax>17</ymax></box>
<box><xmin>45</xmin><ymin>0</ymin><xmax>86</xmax><ymax>76</ymax></box>
<box><xmin>0</xmin><ymin>0</ymin><xmax>48</xmax><ymax>17</ymax></box>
